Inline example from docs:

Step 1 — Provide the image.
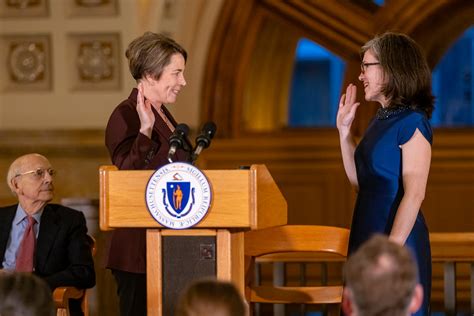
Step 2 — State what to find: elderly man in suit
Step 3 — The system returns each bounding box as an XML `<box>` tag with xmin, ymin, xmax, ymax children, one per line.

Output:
<box><xmin>0</xmin><ymin>153</ymin><xmax>95</xmax><ymax>316</ymax></box>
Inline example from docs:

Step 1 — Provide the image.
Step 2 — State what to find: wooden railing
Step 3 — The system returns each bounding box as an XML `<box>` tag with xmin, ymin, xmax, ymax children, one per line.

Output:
<box><xmin>430</xmin><ymin>233</ymin><xmax>474</xmax><ymax>315</ymax></box>
<box><xmin>253</xmin><ymin>232</ymin><xmax>474</xmax><ymax>316</ymax></box>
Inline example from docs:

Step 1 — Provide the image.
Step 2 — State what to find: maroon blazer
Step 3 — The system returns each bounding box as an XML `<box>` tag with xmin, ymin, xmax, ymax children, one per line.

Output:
<box><xmin>105</xmin><ymin>88</ymin><xmax>190</xmax><ymax>273</ymax></box>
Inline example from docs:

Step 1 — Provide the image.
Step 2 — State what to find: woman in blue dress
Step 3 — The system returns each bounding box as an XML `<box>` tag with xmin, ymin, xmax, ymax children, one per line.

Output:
<box><xmin>337</xmin><ymin>32</ymin><xmax>434</xmax><ymax>315</ymax></box>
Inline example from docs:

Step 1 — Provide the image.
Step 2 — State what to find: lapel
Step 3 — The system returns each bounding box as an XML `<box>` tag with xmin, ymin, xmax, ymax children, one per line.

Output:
<box><xmin>35</xmin><ymin>204</ymin><xmax>60</xmax><ymax>271</ymax></box>
<box><xmin>159</xmin><ymin>105</ymin><xmax>193</xmax><ymax>152</ymax></box>
<box><xmin>0</xmin><ymin>205</ymin><xmax>17</xmax><ymax>266</ymax></box>
<box><xmin>152</xmin><ymin>105</ymin><xmax>174</xmax><ymax>140</ymax></box>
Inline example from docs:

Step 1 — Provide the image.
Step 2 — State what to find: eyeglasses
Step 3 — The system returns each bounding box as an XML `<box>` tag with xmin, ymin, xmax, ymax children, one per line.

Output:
<box><xmin>15</xmin><ymin>168</ymin><xmax>56</xmax><ymax>179</ymax></box>
<box><xmin>360</xmin><ymin>62</ymin><xmax>380</xmax><ymax>73</ymax></box>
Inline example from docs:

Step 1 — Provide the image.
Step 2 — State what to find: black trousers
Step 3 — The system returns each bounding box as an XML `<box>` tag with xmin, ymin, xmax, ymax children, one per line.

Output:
<box><xmin>112</xmin><ymin>269</ymin><xmax>147</xmax><ymax>316</ymax></box>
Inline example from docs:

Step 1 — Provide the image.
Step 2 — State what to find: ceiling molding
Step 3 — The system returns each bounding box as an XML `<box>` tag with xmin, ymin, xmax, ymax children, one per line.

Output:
<box><xmin>259</xmin><ymin>0</ymin><xmax>374</xmax><ymax>59</ymax></box>
<box><xmin>202</xmin><ymin>0</ymin><xmax>474</xmax><ymax>137</ymax></box>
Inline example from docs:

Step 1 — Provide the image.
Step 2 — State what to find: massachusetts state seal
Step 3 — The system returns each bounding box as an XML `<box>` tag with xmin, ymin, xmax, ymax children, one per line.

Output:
<box><xmin>145</xmin><ymin>162</ymin><xmax>212</xmax><ymax>229</ymax></box>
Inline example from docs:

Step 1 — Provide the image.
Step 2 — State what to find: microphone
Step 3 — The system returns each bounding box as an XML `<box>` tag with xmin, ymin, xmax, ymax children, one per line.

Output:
<box><xmin>191</xmin><ymin>122</ymin><xmax>217</xmax><ymax>164</ymax></box>
<box><xmin>167</xmin><ymin>123</ymin><xmax>190</xmax><ymax>163</ymax></box>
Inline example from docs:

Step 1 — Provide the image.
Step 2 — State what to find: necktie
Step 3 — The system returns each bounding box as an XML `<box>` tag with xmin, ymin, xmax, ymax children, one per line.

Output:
<box><xmin>15</xmin><ymin>216</ymin><xmax>37</xmax><ymax>272</ymax></box>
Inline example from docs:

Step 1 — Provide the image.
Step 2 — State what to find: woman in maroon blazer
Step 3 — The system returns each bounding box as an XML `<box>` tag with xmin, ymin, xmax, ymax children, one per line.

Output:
<box><xmin>105</xmin><ymin>32</ymin><xmax>191</xmax><ymax>316</ymax></box>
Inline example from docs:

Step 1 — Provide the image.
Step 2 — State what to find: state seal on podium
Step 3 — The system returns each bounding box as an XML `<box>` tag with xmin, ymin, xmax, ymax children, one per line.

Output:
<box><xmin>145</xmin><ymin>162</ymin><xmax>212</xmax><ymax>229</ymax></box>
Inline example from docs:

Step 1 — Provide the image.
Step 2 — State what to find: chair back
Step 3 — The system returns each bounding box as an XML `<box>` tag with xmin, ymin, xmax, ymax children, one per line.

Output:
<box><xmin>244</xmin><ymin>225</ymin><xmax>349</xmax><ymax>315</ymax></box>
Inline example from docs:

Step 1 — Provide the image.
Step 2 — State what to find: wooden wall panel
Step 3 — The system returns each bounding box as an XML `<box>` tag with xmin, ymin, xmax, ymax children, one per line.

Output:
<box><xmin>273</xmin><ymin>166</ymin><xmax>353</xmax><ymax>227</ymax></box>
<box><xmin>198</xmin><ymin>130</ymin><xmax>473</xmax><ymax>233</ymax></box>
<box><xmin>424</xmin><ymin>170</ymin><xmax>474</xmax><ymax>232</ymax></box>
<box><xmin>0</xmin><ymin>128</ymin><xmax>470</xmax><ymax>232</ymax></box>
<box><xmin>0</xmin><ymin>130</ymin><xmax>110</xmax><ymax>205</ymax></box>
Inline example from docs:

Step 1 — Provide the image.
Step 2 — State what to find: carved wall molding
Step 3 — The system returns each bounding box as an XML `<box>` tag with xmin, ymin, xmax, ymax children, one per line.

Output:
<box><xmin>66</xmin><ymin>0</ymin><xmax>118</xmax><ymax>17</ymax></box>
<box><xmin>67</xmin><ymin>33</ymin><xmax>121</xmax><ymax>91</ymax></box>
<box><xmin>259</xmin><ymin>0</ymin><xmax>374</xmax><ymax>58</ymax></box>
<box><xmin>0</xmin><ymin>0</ymin><xmax>48</xmax><ymax>18</ymax></box>
<box><xmin>201</xmin><ymin>0</ymin><xmax>258</xmax><ymax>138</ymax></box>
<box><xmin>0</xmin><ymin>34</ymin><xmax>51</xmax><ymax>91</ymax></box>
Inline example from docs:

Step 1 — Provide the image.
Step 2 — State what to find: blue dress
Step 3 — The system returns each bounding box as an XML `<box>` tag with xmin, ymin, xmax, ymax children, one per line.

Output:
<box><xmin>348</xmin><ymin>107</ymin><xmax>432</xmax><ymax>315</ymax></box>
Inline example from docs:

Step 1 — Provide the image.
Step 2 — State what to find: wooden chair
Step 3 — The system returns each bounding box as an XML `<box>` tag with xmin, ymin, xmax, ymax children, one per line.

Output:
<box><xmin>53</xmin><ymin>235</ymin><xmax>96</xmax><ymax>316</ymax></box>
<box><xmin>430</xmin><ymin>232</ymin><xmax>474</xmax><ymax>315</ymax></box>
<box><xmin>244</xmin><ymin>225</ymin><xmax>349</xmax><ymax>316</ymax></box>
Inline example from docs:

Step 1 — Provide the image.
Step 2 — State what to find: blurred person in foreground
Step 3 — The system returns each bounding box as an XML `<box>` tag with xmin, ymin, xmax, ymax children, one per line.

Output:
<box><xmin>342</xmin><ymin>234</ymin><xmax>423</xmax><ymax>316</ymax></box>
<box><xmin>0</xmin><ymin>272</ymin><xmax>54</xmax><ymax>316</ymax></box>
<box><xmin>105</xmin><ymin>32</ymin><xmax>191</xmax><ymax>316</ymax></box>
<box><xmin>176</xmin><ymin>279</ymin><xmax>248</xmax><ymax>316</ymax></box>
<box><xmin>337</xmin><ymin>32</ymin><xmax>433</xmax><ymax>315</ymax></box>
<box><xmin>0</xmin><ymin>153</ymin><xmax>95</xmax><ymax>316</ymax></box>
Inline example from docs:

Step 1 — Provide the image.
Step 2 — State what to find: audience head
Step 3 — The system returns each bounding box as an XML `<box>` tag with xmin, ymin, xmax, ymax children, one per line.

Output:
<box><xmin>360</xmin><ymin>31</ymin><xmax>434</xmax><ymax>117</ymax></box>
<box><xmin>7</xmin><ymin>153</ymin><xmax>55</xmax><ymax>213</ymax></box>
<box><xmin>176</xmin><ymin>279</ymin><xmax>248</xmax><ymax>316</ymax></box>
<box><xmin>0</xmin><ymin>272</ymin><xmax>54</xmax><ymax>316</ymax></box>
<box><xmin>342</xmin><ymin>235</ymin><xmax>423</xmax><ymax>316</ymax></box>
<box><xmin>126</xmin><ymin>31</ymin><xmax>187</xmax><ymax>81</ymax></box>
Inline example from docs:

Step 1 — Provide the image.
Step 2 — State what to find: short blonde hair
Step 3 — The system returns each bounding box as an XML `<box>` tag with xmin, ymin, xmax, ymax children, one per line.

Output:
<box><xmin>126</xmin><ymin>32</ymin><xmax>187</xmax><ymax>81</ymax></box>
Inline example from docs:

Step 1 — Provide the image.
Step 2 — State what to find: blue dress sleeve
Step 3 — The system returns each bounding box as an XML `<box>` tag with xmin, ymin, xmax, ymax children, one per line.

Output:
<box><xmin>398</xmin><ymin>112</ymin><xmax>433</xmax><ymax>145</ymax></box>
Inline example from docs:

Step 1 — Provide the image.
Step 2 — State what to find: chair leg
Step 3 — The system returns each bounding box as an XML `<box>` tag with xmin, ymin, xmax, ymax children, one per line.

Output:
<box><xmin>326</xmin><ymin>304</ymin><xmax>340</xmax><ymax>316</ymax></box>
<box><xmin>82</xmin><ymin>291</ymin><xmax>89</xmax><ymax>316</ymax></box>
<box><xmin>444</xmin><ymin>262</ymin><xmax>456</xmax><ymax>316</ymax></box>
<box><xmin>56</xmin><ymin>308</ymin><xmax>69</xmax><ymax>316</ymax></box>
<box><xmin>273</xmin><ymin>262</ymin><xmax>285</xmax><ymax>316</ymax></box>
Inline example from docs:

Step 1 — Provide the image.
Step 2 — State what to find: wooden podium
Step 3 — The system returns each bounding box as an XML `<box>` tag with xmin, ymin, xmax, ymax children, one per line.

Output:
<box><xmin>99</xmin><ymin>164</ymin><xmax>287</xmax><ymax>315</ymax></box>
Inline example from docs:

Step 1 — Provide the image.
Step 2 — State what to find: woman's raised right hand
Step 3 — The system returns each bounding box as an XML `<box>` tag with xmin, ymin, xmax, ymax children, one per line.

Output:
<box><xmin>336</xmin><ymin>83</ymin><xmax>360</xmax><ymax>136</ymax></box>
<box><xmin>137</xmin><ymin>83</ymin><xmax>155</xmax><ymax>138</ymax></box>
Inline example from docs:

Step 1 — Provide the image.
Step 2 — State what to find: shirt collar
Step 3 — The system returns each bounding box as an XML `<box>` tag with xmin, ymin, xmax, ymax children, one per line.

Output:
<box><xmin>13</xmin><ymin>204</ymin><xmax>43</xmax><ymax>225</ymax></box>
